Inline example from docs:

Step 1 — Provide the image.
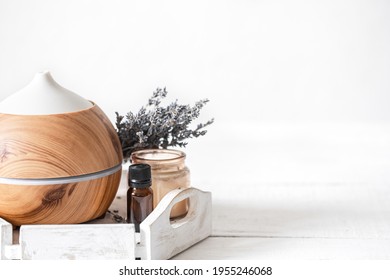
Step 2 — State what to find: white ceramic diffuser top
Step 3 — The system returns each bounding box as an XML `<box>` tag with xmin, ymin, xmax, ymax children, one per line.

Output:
<box><xmin>0</xmin><ymin>71</ymin><xmax>92</xmax><ymax>115</ymax></box>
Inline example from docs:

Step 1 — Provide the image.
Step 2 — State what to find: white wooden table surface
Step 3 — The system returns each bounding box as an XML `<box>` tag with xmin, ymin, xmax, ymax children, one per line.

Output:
<box><xmin>110</xmin><ymin>122</ymin><xmax>390</xmax><ymax>260</ymax></box>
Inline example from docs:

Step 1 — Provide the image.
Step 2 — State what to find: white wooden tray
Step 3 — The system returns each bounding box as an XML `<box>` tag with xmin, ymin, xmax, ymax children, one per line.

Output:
<box><xmin>0</xmin><ymin>187</ymin><xmax>211</xmax><ymax>260</ymax></box>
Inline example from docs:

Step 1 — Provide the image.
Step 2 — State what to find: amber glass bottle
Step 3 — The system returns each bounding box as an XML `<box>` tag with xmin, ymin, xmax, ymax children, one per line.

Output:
<box><xmin>127</xmin><ymin>164</ymin><xmax>153</xmax><ymax>232</ymax></box>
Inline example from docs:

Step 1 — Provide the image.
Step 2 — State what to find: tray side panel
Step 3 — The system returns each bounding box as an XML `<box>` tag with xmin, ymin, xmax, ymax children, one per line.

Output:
<box><xmin>141</xmin><ymin>188</ymin><xmax>212</xmax><ymax>260</ymax></box>
<box><xmin>20</xmin><ymin>224</ymin><xmax>135</xmax><ymax>260</ymax></box>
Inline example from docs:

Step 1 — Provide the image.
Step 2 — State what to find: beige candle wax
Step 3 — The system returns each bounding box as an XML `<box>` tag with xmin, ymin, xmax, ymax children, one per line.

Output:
<box><xmin>131</xmin><ymin>149</ymin><xmax>190</xmax><ymax>218</ymax></box>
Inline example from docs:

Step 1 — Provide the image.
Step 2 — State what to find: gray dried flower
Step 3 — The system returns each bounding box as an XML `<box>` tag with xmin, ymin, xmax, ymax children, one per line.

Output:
<box><xmin>115</xmin><ymin>87</ymin><xmax>214</xmax><ymax>161</ymax></box>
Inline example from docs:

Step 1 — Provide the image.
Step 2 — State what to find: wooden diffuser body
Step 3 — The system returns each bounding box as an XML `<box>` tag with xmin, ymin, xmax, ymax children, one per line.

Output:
<box><xmin>0</xmin><ymin>72</ymin><xmax>122</xmax><ymax>225</ymax></box>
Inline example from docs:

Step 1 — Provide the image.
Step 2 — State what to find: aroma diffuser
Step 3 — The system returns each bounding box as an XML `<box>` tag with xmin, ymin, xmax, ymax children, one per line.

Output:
<box><xmin>0</xmin><ymin>71</ymin><xmax>122</xmax><ymax>225</ymax></box>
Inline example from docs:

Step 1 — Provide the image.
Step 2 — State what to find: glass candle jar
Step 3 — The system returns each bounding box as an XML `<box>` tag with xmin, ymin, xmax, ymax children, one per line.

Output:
<box><xmin>131</xmin><ymin>149</ymin><xmax>190</xmax><ymax>218</ymax></box>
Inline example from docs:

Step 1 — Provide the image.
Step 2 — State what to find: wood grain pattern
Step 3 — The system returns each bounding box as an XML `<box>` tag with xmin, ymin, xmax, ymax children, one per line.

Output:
<box><xmin>0</xmin><ymin>104</ymin><xmax>122</xmax><ymax>178</ymax></box>
<box><xmin>0</xmin><ymin>104</ymin><xmax>123</xmax><ymax>225</ymax></box>
<box><xmin>0</xmin><ymin>170</ymin><xmax>121</xmax><ymax>226</ymax></box>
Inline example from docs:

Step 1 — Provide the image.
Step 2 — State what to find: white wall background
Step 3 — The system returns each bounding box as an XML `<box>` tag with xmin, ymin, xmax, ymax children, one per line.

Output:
<box><xmin>1</xmin><ymin>0</ymin><xmax>390</xmax><ymax>187</ymax></box>
<box><xmin>0</xmin><ymin>0</ymin><xmax>389</xmax><ymax>123</ymax></box>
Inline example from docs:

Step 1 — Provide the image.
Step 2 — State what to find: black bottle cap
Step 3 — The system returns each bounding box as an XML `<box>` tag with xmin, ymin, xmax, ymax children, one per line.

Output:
<box><xmin>128</xmin><ymin>164</ymin><xmax>152</xmax><ymax>188</ymax></box>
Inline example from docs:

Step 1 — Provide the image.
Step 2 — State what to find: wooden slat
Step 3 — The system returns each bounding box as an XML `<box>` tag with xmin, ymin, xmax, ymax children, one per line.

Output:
<box><xmin>210</xmin><ymin>183</ymin><xmax>390</xmax><ymax>239</ymax></box>
<box><xmin>5</xmin><ymin>244</ymin><xmax>21</xmax><ymax>260</ymax></box>
<box><xmin>172</xmin><ymin>237</ymin><xmax>390</xmax><ymax>260</ymax></box>
<box><xmin>20</xmin><ymin>224</ymin><xmax>135</xmax><ymax>260</ymax></box>
<box><xmin>0</xmin><ymin>218</ymin><xmax>12</xmax><ymax>259</ymax></box>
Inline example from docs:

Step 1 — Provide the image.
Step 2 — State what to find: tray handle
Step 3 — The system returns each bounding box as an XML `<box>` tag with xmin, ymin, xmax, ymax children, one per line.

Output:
<box><xmin>139</xmin><ymin>187</ymin><xmax>212</xmax><ymax>260</ymax></box>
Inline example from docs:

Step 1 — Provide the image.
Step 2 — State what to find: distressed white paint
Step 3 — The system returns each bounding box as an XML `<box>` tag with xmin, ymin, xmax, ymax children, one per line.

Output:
<box><xmin>172</xmin><ymin>237</ymin><xmax>390</xmax><ymax>260</ymax></box>
<box><xmin>140</xmin><ymin>188</ymin><xmax>212</xmax><ymax>260</ymax></box>
<box><xmin>210</xmin><ymin>183</ymin><xmax>390</xmax><ymax>239</ymax></box>
<box><xmin>4</xmin><ymin>245</ymin><xmax>21</xmax><ymax>260</ymax></box>
<box><xmin>20</xmin><ymin>224</ymin><xmax>135</xmax><ymax>260</ymax></box>
<box><xmin>0</xmin><ymin>219</ymin><xmax>12</xmax><ymax>260</ymax></box>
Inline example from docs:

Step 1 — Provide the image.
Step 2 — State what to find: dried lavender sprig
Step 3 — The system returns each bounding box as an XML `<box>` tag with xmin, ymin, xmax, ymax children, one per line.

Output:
<box><xmin>115</xmin><ymin>88</ymin><xmax>214</xmax><ymax>161</ymax></box>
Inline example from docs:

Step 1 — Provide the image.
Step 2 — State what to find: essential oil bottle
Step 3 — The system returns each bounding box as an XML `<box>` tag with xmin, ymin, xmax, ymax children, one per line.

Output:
<box><xmin>127</xmin><ymin>164</ymin><xmax>153</xmax><ymax>232</ymax></box>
